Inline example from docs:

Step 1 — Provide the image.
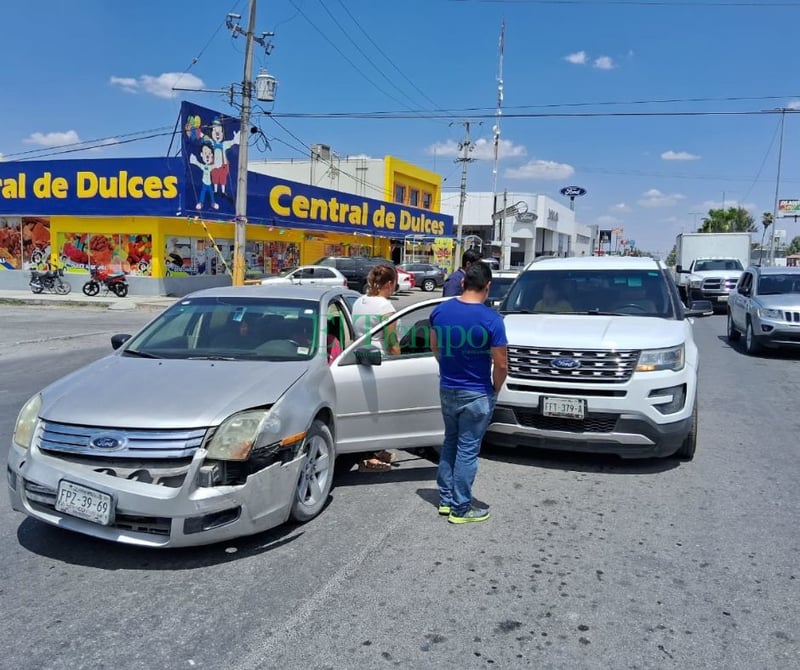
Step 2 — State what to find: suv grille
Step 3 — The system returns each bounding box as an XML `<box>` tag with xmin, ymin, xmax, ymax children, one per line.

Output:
<box><xmin>508</xmin><ymin>346</ymin><xmax>640</xmax><ymax>383</ymax></box>
<box><xmin>513</xmin><ymin>408</ymin><xmax>618</xmax><ymax>433</ymax></box>
<box><xmin>783</xmin><ymin>311</ymin><xmax>800</xmax><ymax>323</ymax></box>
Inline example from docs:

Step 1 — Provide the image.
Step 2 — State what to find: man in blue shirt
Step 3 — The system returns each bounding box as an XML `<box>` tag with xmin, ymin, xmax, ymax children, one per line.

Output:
<box><xmin>430</xmin><ymin>262</ymin><xmax>508</xmax><ymax>523</ymax></box>
<box><xmin>442</xmin><ymin>249</ymin><xmax>482</xmax><ymax>297</ymax></box>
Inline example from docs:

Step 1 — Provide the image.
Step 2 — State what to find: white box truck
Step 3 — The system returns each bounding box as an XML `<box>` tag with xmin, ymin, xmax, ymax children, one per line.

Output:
<box><xmin>674</xmin><ymin>232</ymin><xmax>752</xmax><ymax>307</ymax></box>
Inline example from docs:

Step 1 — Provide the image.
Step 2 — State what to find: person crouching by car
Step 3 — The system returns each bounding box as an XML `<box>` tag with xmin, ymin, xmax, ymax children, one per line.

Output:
<box><xmin>351</xmin><ymin>264</ymin><xmax>401</xmax><ymax>472</ymax></box>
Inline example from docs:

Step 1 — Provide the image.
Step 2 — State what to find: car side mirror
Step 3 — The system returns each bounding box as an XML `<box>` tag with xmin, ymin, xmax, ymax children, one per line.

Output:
<box><xmin>111</xmin><ymin>333</ymin><xmax>132</xmax><ymax>350</ymax></box>
<box><xmin>354</xmin><ymin>346</ymin><xmax>382</xmax><ymax>366</ymax></box>
<box><xmin>685</xmin><ymin>300</ymin><xmax>713</xmax><ymax>317</ymax></box>
<box><xmin>675</xmin><ymin>265</ymin><xmax>684</xmax><ymax>274</ymax></box>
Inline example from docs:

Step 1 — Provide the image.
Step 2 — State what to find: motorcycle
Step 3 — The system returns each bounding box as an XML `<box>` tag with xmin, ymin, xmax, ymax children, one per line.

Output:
<box><xmin>82</xmin><ymin>266</ymin><xmax>129</xmax><ymax>298</ymax></box>
<box><xmin>30</xmin><ymin>267</ymin><xmax>72</xmax><ymax>295</ymax></box>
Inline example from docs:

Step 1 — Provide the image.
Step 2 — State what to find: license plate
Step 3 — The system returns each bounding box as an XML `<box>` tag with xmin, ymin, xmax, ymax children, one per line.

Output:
<box><xmin>55</xmin><ymin>481</ymin><xmax>113</xmax><ymax>525</ymax></box>
<box><xmin>542</xmin><ymin>396</ymin><xmax>585</xmax><ymax>419</ymax></box>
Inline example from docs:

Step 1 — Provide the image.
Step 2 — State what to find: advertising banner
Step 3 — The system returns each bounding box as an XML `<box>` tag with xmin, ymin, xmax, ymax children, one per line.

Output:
<box><xmin>0</xmin><ymin>158</ymin><xmax>183</xmax><ymax>216</ymax></box>
<box><xmin>778</xmin><ymin>199</ymin><xmax>800</xmax><ymax>215</ymax></box>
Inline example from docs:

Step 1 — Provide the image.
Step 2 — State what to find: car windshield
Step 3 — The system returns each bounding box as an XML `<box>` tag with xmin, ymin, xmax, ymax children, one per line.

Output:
<box><xmin>488</xmin><ymin>276</ymin><xmax>517</xmax><ymax>300</ymax></box>
<box><xmin>501</xmin><ymin>269</ymin><xmax>675</xmax><ymax>317</ymax></box>
<box><xmin>757</xmin><ymin>274</ymin><xmax>800</xmax><ymax>295</ymax></box>
<box><xmin>693</xmin><ymin>259</ymin><xmax>743</xmax><ymax>272</ymax></box>
<box><xmin>122</xmin><ymin>297</ymin><xmax>323</xmax><ymax>361</ymax></box>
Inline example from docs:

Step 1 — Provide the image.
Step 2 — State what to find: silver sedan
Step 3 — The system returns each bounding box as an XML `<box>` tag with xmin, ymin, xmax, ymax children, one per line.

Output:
<box><xmin>8</xmin><ymin>285</ymin><xmax>446</xmax><ymax>547</ymax></box>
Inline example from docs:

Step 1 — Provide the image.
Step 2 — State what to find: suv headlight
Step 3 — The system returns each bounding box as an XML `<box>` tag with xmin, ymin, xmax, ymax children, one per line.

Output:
<box><xmin>690</xmin><ymin>279</ymin><xmax>703</xmax><ymax>288</ymax></box>
<box><xmin>13</xmin><ymin>394</ymin><xmax>42</xmax><ymax>449</ymax></box>
<box><xmin>757</xmin><ymin>307</ymin><xmax>783</xmax><ymax>320</ymax></box>
<box><xmin>205</xmin><ymin>409</ymin><xmax>276</xmax><ymax>461</ymax></box>
<box><xmin>636</xmin><ymin>345</ymin><xmax>685</xmax><ymax>372</ymax></box>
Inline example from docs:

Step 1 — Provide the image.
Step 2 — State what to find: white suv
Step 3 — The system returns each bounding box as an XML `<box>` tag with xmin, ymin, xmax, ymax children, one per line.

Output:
<box><xmin>486</xmin><ymin>256</ymin><xmax>708</xmax><ymax>460</ymax></box>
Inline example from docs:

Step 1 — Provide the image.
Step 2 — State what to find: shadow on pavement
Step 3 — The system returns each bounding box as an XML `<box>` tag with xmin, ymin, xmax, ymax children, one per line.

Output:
<box><xmin>480</xmin><ymin>444</ymin><xmax>680</xmax><ymax>475</ymax></box>
<box><xmin>716</xmin><ymin>334</ymin><xmax>800</xmax><ymax>360</ymax></box>
<box><xmin>333</xmin><ymin>452</ymin><xmax>438</xmax><ymax>487</ymax></box>
<box><xmin>15</xmin><ymin>515</ymin><xmax>305</xmax><ymax>570</ymax></box>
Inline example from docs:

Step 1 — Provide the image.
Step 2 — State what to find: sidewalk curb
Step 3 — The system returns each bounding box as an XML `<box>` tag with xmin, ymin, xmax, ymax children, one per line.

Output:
<box><xmin>0</xmin><ymin>297</ymin><xmax>174</xmax><ymax>310</ymax></box>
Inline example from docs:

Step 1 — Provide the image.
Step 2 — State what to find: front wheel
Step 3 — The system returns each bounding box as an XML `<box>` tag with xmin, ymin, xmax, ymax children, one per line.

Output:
<box><xmin>290</xmin><ymin>420</ymin><xmax>335</xmax><ymax>523</ymax></box>
<box><xmin>55</xmin><ymin>279</ymin><xmax>71</xmax><ymax>295</ymax></box>
<box><xmin>111</xmin><ymin>282</ymin><xmax>129</xmax><ymax>298</ymax></box>
<box><xmin>30</xmin><ymin>283</ymin><xmax>43</xmax><ymax>294</ymax></box>
<box><xmin>82</xmin><ymin>280</ymin><xmax>100</xmax><ymax>296</ymax></box>
<box><xmin>673</xmin><ymin>398</ymin><xmax>697</xmax><ymax>461</ymax></box>
<box><xmin>726</xmin><ymin>311</ymin><xmax>740</xmax><ymax>342</ymax></box>
<box><xmin>745</xmin><ymin>319</ymin><xmax>762</xmax><ymax>355</ymax></box>
<box><xmin>422</xmin><ymin>278</ymin><xmax>436</xmax><ymax>292</ymax></box>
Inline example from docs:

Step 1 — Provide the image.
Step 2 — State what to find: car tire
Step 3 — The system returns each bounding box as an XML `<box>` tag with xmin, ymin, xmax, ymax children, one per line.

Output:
<box><xmin>290</xmin><ymin>420</ymin><xmax>335</xmax><ymax>523</ymax></box>
<box><xmin>673</xmin><ymin>398</ymin><xmax>697</xmax><ymax>461</ymax></box>
<box><xmin>422</xmin><ymin>279</ymin><xmax>436</xmax><ymax>292</ymax></box>
<box><xmin>745</xmin><ymin>318</ymin><xmax>762</xmax><ymax>355</ymax></box>
<box><xmin>726</xmin><ymin>311</ymin><xmax>740</xmax><ymax>342</ymax></box>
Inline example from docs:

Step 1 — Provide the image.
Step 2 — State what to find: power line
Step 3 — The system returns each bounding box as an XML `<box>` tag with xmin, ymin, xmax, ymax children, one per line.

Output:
<box><xmin>15</xmin><ymin>131</ymin><xmax>176</xmax><ymax>161</ymax></box>
<box><xmin>740</xmin><ymin>116</ymin><xmax>783</xmax><ymax>202</ymax></box>
<box><xmin>5</xmin><ymin>127</ymin><xmax>175</xmax><ymax>161</ymax></box>
<box><xmin>265</xmin><ymin>108</ymin><xmax>800</xmax><ymax>119</ymax></box>
<box><xmin>449</xmin><ymin>0</ymin><xmax>800</xmax><ymax>6</ymax></box>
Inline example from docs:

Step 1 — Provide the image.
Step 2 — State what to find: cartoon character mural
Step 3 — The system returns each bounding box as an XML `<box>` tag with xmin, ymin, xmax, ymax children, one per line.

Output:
<box><xmin>181</xmin><ymin>102</ymin><xmax>240</xmax><ymax>217</ymax></box>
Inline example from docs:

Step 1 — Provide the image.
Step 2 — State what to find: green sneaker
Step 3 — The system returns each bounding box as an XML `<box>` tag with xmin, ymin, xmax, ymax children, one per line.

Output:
<box><xmin>437</xmin><ymin>505</ymin><xmax>451</xmax><ymax>516</ymax></box>
<box><xmin>448</xmin><ymin>506</ymin><xmax>490</xmax><ymax>524</ymax></box>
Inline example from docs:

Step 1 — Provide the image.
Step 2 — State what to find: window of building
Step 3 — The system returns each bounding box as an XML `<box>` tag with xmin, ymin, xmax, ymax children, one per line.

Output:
<box><xmin>409</xmin><ymin>189</ymin><xmax>419</xmax><ymax>207</ymax></box>
<box><xmin>422</xmin><ymin>192</ymin><xmax>432</xmax><ymax>209</ymax></box>
<box><xmin>394</xmin><ymin>184</ymin><xmax>407</xmax><ymax>204</ymax></box>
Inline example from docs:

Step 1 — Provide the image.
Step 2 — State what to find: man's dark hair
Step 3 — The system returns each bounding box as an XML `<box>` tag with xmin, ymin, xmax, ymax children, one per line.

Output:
<box><xmin>461</xmin><ymin>248</ymin><xmax>482</xmax><ymax>269</ymax></box>
<box><xmin>463</xmin><ymin>261</ymin><xmax>492</xmax><ymax>292</ymax></box>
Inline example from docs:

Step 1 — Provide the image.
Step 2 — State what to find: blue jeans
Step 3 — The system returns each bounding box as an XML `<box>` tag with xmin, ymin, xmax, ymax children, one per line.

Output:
<box><xmin>437</xmin><ymin>387</ymin><xmax>496</xmax><ymax>516</ymax></box>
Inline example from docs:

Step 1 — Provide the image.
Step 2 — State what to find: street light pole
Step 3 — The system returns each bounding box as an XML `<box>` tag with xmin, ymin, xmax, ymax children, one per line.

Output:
<box><xmin>769</xmin><ymin>108</ymin><xmax>787</xmax><ymax>266</ymax></box>
<box><xmin>231</xmin><ymin>0</ymin><xmax>258</xmax><ymax>287</ymax></box>
<box><xmin>452</xmin><ymin>121</ymin><xmax>475</xmax><ymax>273</ymax></box>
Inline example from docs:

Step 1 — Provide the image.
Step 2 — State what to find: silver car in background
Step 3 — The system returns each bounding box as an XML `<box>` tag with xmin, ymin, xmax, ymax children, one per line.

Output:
<box><xmin>727</xmin><ymin>265</ymin><xmax>800</xmax><ymax>354</ymax></box>
<box><xmin>8</xmin><ymin>285</ymin><xmax>446</xmax><ymax>547</ymax></box>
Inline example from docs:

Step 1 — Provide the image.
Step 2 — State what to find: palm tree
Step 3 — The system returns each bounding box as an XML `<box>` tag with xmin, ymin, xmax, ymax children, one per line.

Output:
<box><xmin>760</xmin><ymin>212</ymin><xmax>774</xmax><ymax>263</ymax></box>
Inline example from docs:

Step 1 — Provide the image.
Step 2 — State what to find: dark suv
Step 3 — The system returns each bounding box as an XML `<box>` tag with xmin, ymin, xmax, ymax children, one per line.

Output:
<box><xmin>315</xmin><ymin>256</ymin><xmax>395</xmax><ymax>293</ymax></box>
<box><xmin>397</xmin><ymin>263</ymin><xmax>446</xmax><ymax>292</ymax></box>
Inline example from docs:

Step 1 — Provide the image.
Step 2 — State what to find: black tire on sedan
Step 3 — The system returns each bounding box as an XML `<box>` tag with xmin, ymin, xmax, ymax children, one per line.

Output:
<box><xmin>726</xmin><ymin>311</ymin><xmax>740</xmax><ymax>342</ymax></box>
<box><xmin>422</xmin><ymin>278</ymin><xmax>436</xmax><ymax>292</ymax></box>
<box><xmin>291</xmin><ymin>419</ymin><xmax>336</xmax><ymax>522</ymax></box>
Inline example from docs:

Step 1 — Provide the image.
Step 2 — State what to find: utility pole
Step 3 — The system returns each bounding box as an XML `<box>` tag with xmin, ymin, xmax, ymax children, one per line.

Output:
<box><xmin>769</xmin><ymin>108</ymin><xmax>787</xmax><ymax>266</ymax></box>
<box><xmin>452</xmin><ymin>121</ymin><xmax>477</xmax><ymax>273</ymax></box>
<box><xmin>227</xmin><ymin>0</ymin><xmax>274</xmax><ymax>286</ymax></box>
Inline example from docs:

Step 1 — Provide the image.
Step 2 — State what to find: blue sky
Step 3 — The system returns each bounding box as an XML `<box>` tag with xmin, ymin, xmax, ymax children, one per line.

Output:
<box><xmin>2</xmin><ymin>0</ymin><xmax>800</xmax><ymax>255</ymax></box>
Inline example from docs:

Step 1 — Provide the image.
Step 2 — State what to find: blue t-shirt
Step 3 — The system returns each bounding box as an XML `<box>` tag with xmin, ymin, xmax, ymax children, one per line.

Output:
<box><xmin>430</xmin><ymin>299</ymin><xmax>508</xmax><ymax>394</ymax></box>
<box><xmin>442</xmin><ymin>269</ymin><xmax>465</xmax><ymax>297</ymax></box>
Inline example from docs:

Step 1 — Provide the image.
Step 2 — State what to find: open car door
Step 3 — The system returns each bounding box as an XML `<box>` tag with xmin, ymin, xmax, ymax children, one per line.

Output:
<box><xmin>330</xmin><ymin>299</ymin><xmax>445</xmax><ymax>453</ymax></box>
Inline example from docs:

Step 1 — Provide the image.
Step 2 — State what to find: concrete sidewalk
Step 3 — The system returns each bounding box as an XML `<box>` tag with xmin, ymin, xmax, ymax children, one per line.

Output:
<box><xmin>0</xmin><ymin>289</ymin><xmax>178</xmax><ymax>310</ymax></box>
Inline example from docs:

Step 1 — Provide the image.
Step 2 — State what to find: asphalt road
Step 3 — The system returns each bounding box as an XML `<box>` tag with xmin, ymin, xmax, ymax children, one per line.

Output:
<box><xmin>0</xmin><ymin>297</ymin><xmax>798</xmax><ymax>670</ymax></box>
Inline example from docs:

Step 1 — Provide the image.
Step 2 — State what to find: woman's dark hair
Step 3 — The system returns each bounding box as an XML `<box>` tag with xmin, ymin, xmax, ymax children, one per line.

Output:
<box><xmin>366</xmin><ymin>264</ymin><xmax>396</xmax><ymax>295</ymax></box>
<box><xmin>463</xmin><ymin>262</ymin><xmax>492</xmax><ymax>292</ymax></box>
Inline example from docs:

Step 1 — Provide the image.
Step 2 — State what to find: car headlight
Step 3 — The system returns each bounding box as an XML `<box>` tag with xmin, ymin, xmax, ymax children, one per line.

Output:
<box><xmin>636</xmin><ymin>344</ymin><xmax>685</xmax><ymax>372</ymax></box>
<box><xmin>757</xmin><ymin>307</ymin><xmax>783</xmax><ymax>320</ymax></box>
<box><xmin>13</xmin><ymin>394</ymin><xmax>42</xmax><ymax>449</ymax></box>
<box><xmin>205</xmin><ymin>409</ymin><xmax>276</xmax><ymax>461</ymax></box>
<box><xmin>690</xmin><ymin>279</ymin><xmax>703</xmax><ymax>288</ymax></box>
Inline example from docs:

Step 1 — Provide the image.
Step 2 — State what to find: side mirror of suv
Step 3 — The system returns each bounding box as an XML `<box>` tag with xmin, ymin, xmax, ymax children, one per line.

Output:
<box><xmin>685</xmin><ymin>300</ymin><xmax>713</xmax><ymax>317</ymax></box>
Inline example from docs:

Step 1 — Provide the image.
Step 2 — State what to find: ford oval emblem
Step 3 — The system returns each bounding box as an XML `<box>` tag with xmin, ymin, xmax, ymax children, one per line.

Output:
<box><xmin>551</xmin><ymin>357</ymin><xmax>581</xmax><ymax>370</ymax></box>
<box><xmin>89</xmin><ymin>434</ymin><xmax>125</xmax><ymax>451</ymax></box>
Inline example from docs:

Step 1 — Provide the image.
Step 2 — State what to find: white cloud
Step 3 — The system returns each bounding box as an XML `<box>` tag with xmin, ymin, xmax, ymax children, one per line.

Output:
<box><xmin>787</xmin><ymin>100</ymin><xmax>800</xmax><ymax>110</ymax></box>
<box><xmin>597</xmin><ymin>215</ymin><xmax>622</xmax><ymax>225</ymax></box>
<box><xmin>426</xmin><ymin>137</ymin><xmax>526</xmax><ymax>161</ymax></box>
<box><xmin>564</xmin><ymin>51</ymin><xmax>588</xmax><ymax>65</ymax></box>
<box><xmin>504</xmin><ymin>159</ymin><xmax>575</xmax><ymax>181</ymax></box>
<box><xmin>637</xmin><ymin>188</ymin><xmax>686</xmax><ymax>208</ymax></box>
<box><xmin>23</xmin><ymin>130</ymin><xmax>81</xmax><ymax>147</ymax></box>
<box><xmin>661</xmin><ymin>150</ymin><xmax>701</xmax><ymax>161</ymax></box>
<box><xmin>612</xmin><ymin>202</ymin><xmax>631</xmax><ymax>213</ymax></box>
<box><xmin>593</xmin><ymin>56</ymin><xmax>616</xmax><ymax>70</ymax></box>
<box><xmin>110</xmin><ymin>72</ymin><xmax>205</xmax><ymax>99</ymax></box>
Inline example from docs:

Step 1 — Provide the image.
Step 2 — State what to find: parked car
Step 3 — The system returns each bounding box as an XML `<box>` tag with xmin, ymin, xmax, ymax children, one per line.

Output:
<box><xmin>727</xmin><ymin>265</ymin><xmax>800</xmax><ymax>354</ymax></box>
<box><xmin>485</xmin><ymin>270</ymin><xmax>520</xmax><ymax>309</ymax></box>
<box><xmin>397</xmin><ymin>263</ymin><xmax>446</xmax><ymax>292</ymax></box>
<box><xmin>261</xmin><ymin>265</ymin><xmax>347</xmax><ymax>287</ymax></box>
<box><xmin>315</xmin><ymin>256</ymin><xmax>395</xmax><ymax>293</ymax></box>
<box><xmin>488</xmin><ymin>256</ymin><xmax>712</xmax><ymax>460</ymax></box>
<box><xmin>7</xmin><ymin>285</ymin><xmax>450</xmax><ymax>548</ymax></box>
<box><xmin>396</xmin><ymin>267</ymin><xmax>414</xmax><ymax>292</ymax></box>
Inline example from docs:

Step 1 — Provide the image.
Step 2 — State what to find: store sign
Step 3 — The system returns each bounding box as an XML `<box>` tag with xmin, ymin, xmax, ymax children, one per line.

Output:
<box><xmin>547</xmin><ymin>208</ymin><xmax>559</xmax><ymax>223</ymax></box>
<box><xmin>0</xmin><ymin>158</ymin><xmax>183</xmax><ymax>216</ymax></box>
<box><xmin>778</xmin><ymin>199</ymin><xmax>800</xmax><ymax>215</ymax></box>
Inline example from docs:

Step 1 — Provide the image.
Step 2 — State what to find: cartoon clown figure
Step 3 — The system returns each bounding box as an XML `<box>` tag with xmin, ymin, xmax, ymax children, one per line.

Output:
<box><xmin>209</xmin><ymin>117</ymin><xmax>240</xmax><ymax>202</ymax></box>
<box><xmin>189</xmin><ymin>141</ymin><xmax>219</xmax><ymax>210</ymax></box>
